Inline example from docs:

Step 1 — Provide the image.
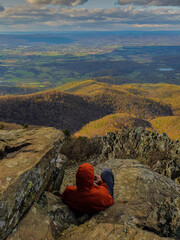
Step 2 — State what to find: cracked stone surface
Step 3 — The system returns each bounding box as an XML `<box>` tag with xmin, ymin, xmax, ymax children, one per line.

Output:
<box><xmin>0</xmin><ymin>127</ymin><xmax>64</xmax><ymax>240</ymax></box>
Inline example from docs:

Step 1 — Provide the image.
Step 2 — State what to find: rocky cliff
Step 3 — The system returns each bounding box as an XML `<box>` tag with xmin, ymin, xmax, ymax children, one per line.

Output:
<box><xmin>0</xmin><ymin>127</ymin><xmax>65</xmax><ymax>240</ymax></box>
<box><xmin>61</xmin><ymin>128</ymin><xmax>180</xmax><ymax>183</ymax></box>
<box><xmin>1</xmin><ymin>127</ymin><xmax>180</xmax><ymax>240</ymax></box>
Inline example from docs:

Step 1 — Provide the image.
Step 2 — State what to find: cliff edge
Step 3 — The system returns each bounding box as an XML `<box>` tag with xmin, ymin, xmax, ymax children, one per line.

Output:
<box><xmin>1</xmin><ymin>127</ymin><xmax>180</xmax><ymax>240</ymax></box>
<box><xmin>0</xmin><ymin>127</ymin><xmax>64</xmax><ymax>240</ymax></box>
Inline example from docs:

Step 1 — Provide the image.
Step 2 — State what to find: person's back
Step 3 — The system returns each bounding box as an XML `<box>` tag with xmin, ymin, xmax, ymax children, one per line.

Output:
<box><xmin>62</xmin><ymin>163</ymin><xmax>114</xmax><ymax>214</ymax></box>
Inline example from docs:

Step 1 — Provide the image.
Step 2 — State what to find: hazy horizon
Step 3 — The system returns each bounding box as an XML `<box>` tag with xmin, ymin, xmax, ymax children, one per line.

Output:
<box><xmin>0</xmin><ymin>30</ymin><xmax>180</xmax><ymax>34</ymax></box>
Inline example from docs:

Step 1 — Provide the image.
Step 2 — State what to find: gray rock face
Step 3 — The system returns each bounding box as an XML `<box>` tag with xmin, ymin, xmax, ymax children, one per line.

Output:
<box><xmin>0</xmin><ymin>127</ymin><xmax>65</xmax><ymax>240</ymax></box>
<box><xmin>7</xmin><ymin>191</ymin><xmax>89</xmax><ymax>240</ymax></box>
<box><xmin>101</xmin><ymin>128</ymin><xmax>180</xmax><ymax>181</ymax></box>
<box><xmin>45</xmin><ymin>191</ymin><xmax>78</xmax><ymax>231</ymax></box>
<box><xmin>47</xmin><ymin>153</ymin><xmax>67</xmax><ymax>192</ymax></box>
<box><xmin>61</xmin><ymin>128</ymin><xmax>180</xmax><ymax>182</ymax></box>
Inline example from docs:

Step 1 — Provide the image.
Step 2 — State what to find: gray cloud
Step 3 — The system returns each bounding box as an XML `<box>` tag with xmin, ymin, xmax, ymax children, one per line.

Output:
<box><xmin>26</xmin><ymin>0</ymin><xmax>88</xmax><ymax>6</ymax></box>
<box><xmin>0</xmin><ymin>5</ymin><xmax>179</xmax><ymax>30</ymax></box>
<box><xmin>117</xmin><ymin>0</ymin><xmax>180</xmax><ymax>6</ymax></box>
<box><xmin>0</xmin><ymin>6</ymin><xmax>4</xmax><ymax>12</ymax></box>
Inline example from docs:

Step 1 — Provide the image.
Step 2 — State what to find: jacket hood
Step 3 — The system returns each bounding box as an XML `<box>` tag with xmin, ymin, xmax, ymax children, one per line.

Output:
<box><xmin>76</xmin><ymin>163</ymin><xmax>94</xmax><ymax>191</ymax></box>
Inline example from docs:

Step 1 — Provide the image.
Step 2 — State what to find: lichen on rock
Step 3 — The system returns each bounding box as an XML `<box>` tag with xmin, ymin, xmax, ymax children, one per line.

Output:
<box><xmin>0</xmin><ymin>127</ymin><xmax>65</xmax><ymax>240</ymax></box>
<box><xmin>60</xmin><ymin>128</ymin><xmax>180</xmax><ymax>182</ymax></box>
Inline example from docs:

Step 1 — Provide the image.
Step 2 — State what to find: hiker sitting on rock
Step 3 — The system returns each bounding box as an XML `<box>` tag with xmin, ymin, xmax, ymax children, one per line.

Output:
<box><xmin>62</xmin><ymin>163</ymin><xmax>114</xmax><ymax>214</ymax></box>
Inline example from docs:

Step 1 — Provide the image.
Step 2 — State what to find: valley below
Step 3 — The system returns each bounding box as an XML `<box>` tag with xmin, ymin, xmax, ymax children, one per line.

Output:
<box><xmin>0</xmin><ymin>32</ymin><xmax>179</xmax><ymax>141</ymax></box>
<box><xmin>0</xmin><ymin>32</ymin><xmax>180</xmax><ymax>96</ymax></box>
<box><xmin>0</xmin><ymin>31</ymin><xmax>180</xmax><ymax>240</ymax></box>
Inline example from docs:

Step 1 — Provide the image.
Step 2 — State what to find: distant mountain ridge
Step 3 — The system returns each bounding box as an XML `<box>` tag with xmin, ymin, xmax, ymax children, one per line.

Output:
<box><xmin>0</xmin><ymin>90</ymin><xmax>111</xmax><ymax>132</ymax></box>
<box><xmin>0</xmin><ymin>81</ymin><xmax>178</xmax><ymax>139</ymax></box>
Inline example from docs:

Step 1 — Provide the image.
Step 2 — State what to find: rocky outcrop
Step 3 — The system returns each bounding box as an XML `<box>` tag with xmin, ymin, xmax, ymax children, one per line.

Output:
<box><xmin>2</xmin><ymin>127</ymin><xmax>180</xmax><ymax>240</ymax></box>
<box><xmin>0</xmin><ymin>127</ymin><xmax>65</xmax><ymax>240</ymax></box>
<box><xmin>61</xmin><ymin>128</ymin><xmax>180</xmax><ymax>181</ymax></box>
<box><xmin>7</xmin><ymin>190</ymin><xmax>90</xmax><ymax>240</ymax></box>
<box><xmin>7</xmin><ymin>202</ymin><xmax>54</xmax><ymax>240</ymax></box>
<box><xmin>60</xmin><ymin>159</ymin><xmax>180</xmax><ymax>239</ymax></box>
<box><xmin>8</xmin><ymin>159</ymin><xmax>180</xmax><ymax>240</ymax></box>
<box><xmin>101</xmin><ymin>128</ymin><xmax>180</xmax><ymax>181</ymax></box>
<box><xmin>59</xmin><ymin>220</ymin><xmax>173</xmax><ymax>240</ymax></box>
<box><xmin>60</xmin><ymin>136</ymin><xmax>103</xmax><ymax>163</ymax></box>
<box><xmin>7</xmin><ymin>192</ymin><xmax>78</xmax><ymax>240</ymax></box>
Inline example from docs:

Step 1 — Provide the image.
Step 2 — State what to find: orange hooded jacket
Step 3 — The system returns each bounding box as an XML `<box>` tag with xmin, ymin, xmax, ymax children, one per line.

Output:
<box><xmin>62</xmin><ymin>163</ymin><xmax>113</xmax><ymax>214</ymax></box>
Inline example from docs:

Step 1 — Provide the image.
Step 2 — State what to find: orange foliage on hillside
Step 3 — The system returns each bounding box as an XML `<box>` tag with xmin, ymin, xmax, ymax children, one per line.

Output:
<box><xmin>119</xmin><ymin>83</ymin><xmax>180</xmax><ymax>116</ymax></box>
<box><xmin>74</xmin><ymin>113</ymin><xmax>152</xmax><ymax>138</ymax></box>
<box><xmin>0</xmin><ymin>80</ymin><xmax>178</xmax><ymax>137</ymax></box>
<box><xmin>58</xmin><ymin>80</ymin><xmax>173</xmax><ymax>120</ymax></box>
<box><xmin>58</xmin><ymin>80</ymin><xmax>179</xmax><ymax>138</ymax></box>
<box><xmin>151</xmin><ymin>116</ymin><xmax>180</xmax><ymax>141</ymax></box>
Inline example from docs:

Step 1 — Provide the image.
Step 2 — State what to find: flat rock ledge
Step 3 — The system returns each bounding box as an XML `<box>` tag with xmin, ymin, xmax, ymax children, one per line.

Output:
<box><xmin>0</xmin><ymin>127</ymin><xmax>65</xmax><ymax>240</ymax></box>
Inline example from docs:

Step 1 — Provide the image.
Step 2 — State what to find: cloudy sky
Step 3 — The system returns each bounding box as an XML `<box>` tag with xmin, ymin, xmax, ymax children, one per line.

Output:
<box><xmin>0</xmin><ymin>0</ymin><xmax>180</xmax><ymax>31</ymax></box>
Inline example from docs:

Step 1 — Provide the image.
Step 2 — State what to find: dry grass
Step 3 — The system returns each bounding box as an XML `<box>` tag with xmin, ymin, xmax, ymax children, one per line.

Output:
<box><xmin>74</xmin><ymin>113</ymin><xmax>151</xmax><ymax>138</ymax></box>
<box><xmin>151</xmin><ymin>116</ymin><xmax>180</xmax><ymax>140</ymax></box>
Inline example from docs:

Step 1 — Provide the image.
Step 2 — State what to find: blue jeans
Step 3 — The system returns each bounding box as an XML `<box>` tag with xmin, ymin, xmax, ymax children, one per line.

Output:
<box><xmin>101</xmin><ymin>168</ymin><xmax>114</xmax><ymax>199</ymax></box>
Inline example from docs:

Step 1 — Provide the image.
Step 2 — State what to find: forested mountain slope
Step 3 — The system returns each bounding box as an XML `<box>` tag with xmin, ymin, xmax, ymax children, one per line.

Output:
<box><xmin>74</xmin><ymin>113</ymin><xmax>152</xmax><ymax>138</ymax></box>
<box><xmin>0</xmin><ymin>81</ymin><xmax>177</xmax><ymax>135</ymax></box>
<box><xmin>58</xmin><ymin>80</ymin><xmax>179</xmax><ymax>139</ymax></box>
<box><xmin>57</xmin><ymin>80</ymin><xmax>173</xmax><ymax>119</ymax></box>
<box><xmin>0</xmin><ymin>90</ymin><xmax>111</xmax><ymax>132</ymax></box>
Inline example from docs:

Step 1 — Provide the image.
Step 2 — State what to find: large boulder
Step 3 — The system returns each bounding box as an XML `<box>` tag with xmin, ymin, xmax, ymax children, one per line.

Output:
<box><xmin>7</xmin><ymin>192</ymin><xmax>78</xmax><ymax>240</ymax></box>
<box><xmin>7</xmin><ymin>191</ymin><xmax>89</xmax><ymax>240</ymax></box>
<box><xmin>93</xmin><ymin>159</ymin><xmax>180</xmax><ymax>238</ymax></box>
<box><xmin>59</xmin><ymin>220</ymin><xmax>173</xmax><ymax>240</ymax></box>
<box><xmin>7</xmin><ymin>202</ymin><xmax>54</xmax><ymax>240</ymax></box>
<box><xmin>0</xmin><ymin>127</ymin><xmax>65</xmax><ymax>240</ymax></box>
<box><xmin>60</xmin><ymin>159</ymin><xmax>180</xmax><ymax>239</ymax></box>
